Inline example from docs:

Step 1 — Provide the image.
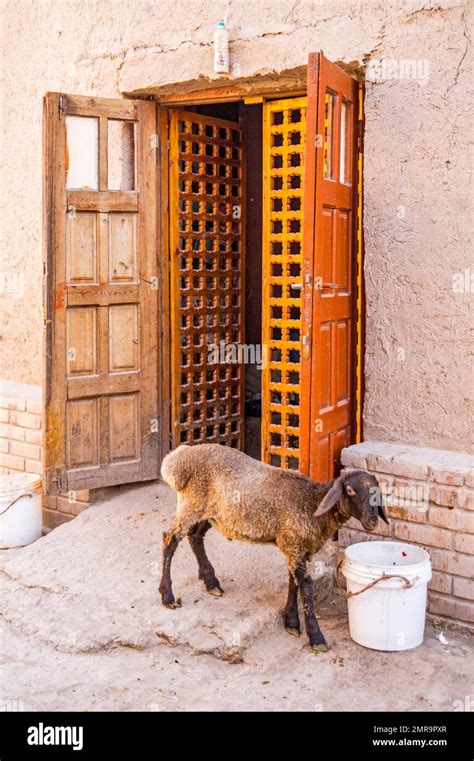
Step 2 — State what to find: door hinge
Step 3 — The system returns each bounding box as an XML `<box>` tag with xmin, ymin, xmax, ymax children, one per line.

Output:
<box><xmin>58</xmin><ymin>94</ymin><xmax>67</xmax><ymax>119</ymax></box>
<box><xmin>51</xmin><ymin>468</ymin><xmax>66</xmax><ymax>492</ymax></box>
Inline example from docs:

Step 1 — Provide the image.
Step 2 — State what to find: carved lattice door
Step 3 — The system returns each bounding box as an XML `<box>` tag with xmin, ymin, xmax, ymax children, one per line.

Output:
<box><xmin>169</xmin><ymin>111</ymin><xmax>246</xmax><ymax>449</ymax></box>
<box><xmin>261</xmin><ymin>97</ymin><xmax>307</xmax><ymax>469</ymax></box>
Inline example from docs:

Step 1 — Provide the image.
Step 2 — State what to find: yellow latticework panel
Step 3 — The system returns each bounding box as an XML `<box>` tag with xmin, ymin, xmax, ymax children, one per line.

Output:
<box><xmin>169</xmin><ymin>111</ymin><xmax>245</xmax><ymax>449</ymax></box>
<box><xmin>262</xmin><ymin>97</ymin><xmax>307</xmax><ymax>469</ymax></box>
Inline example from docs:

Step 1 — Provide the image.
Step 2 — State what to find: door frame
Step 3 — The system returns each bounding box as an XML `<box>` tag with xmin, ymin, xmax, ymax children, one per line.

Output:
<box><xmin>155</xmin><ymin>63</ymin><xmax>365</xmax><ymax>466</ymax></box>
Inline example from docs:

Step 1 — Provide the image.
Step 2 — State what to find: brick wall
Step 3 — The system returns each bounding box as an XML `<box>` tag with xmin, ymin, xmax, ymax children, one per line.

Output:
<box><xmin>0</xmin><ymin>380</ymin><xmax>89</xmax><ymax>530</ymax></box>
<box><xmin>0</xmin><ymin>382</ymin><xmax>43</xmax><ymax>476</ymax></box>
<box><xmin>340</xmin><ymin>441</ymin><xmax>474</xmax><ymax>629</ymax></box>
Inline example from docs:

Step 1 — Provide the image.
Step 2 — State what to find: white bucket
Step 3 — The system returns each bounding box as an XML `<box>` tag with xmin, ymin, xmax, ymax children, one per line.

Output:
<box><xmin>0</xmin><ymin>472</ymin><xmax>43</xmax><ymax>548</ymax></box>
<box><xmin>341</xmin><ymin>541</ymin><xmax>432</xmax><ymax>651</ymax></box>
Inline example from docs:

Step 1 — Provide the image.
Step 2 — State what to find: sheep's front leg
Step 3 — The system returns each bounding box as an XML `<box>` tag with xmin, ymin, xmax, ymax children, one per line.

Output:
<box><xmin>294</xmin><ymin>560</ymin><xmax>329</xmax><ymax>653</ymax></box>
<box><xmin>159</xmin><ymin>529</ymin><xmax>183</xmax><ymax>608</ymax></box>
<box><xmin>283</xmin><ymin>572</ymin><xmax>300</xmax><ymax>637</ymax></box>
<box><xmin>188</xmin><ymin>521</ymin><xmax>224</xmax><ymax>597</ymax></box>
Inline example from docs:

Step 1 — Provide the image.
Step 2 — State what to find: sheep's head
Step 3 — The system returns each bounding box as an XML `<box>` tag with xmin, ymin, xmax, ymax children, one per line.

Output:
<box><xmin>314</xmin><ymin>470</ymin><xmax>388</xmax><ymax>531</ymax></box>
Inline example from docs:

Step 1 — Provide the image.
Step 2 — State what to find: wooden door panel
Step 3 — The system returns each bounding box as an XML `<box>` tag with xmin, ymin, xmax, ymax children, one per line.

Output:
<box><xmin>66</xmin><ymin>307</ymin><xmax>98</xmax><ymax>376</ymax></box>
<box><xmin>44</xmin><ymin>94</ymin><xmax>160</xmax><ymax>493</ymax></box>
<box><xmin>109</xmin><ymin>213</ymin><xmax>137</xmax><ymax>281</ymax></box>
<box><xmin>169</xmin><ymin>110</ymin><xmax>245</xmax><ymax>449</ymax></box>
<box><xmin>300</xmin><ymin>53</ymin><xmax>359</xmax><ymax>481</ymax></box>
<box><xmin>66</xmin><ymin>399</ymin><xmax>99</xmax><ymax>469</ymax></box>
<box><xmin>66</xmin><ymin>212</ymin><xmax>98</xmax><ymax>283</ymax></box>
<box><xmin>108</xmin><ymin>304</ymin><xmax>138</xmax><ymax>372</ymax></box>
<box><xmin>261</xmin><ymin>97</ymin><xmax>307</xmax><ymax>470</ymax></box>
<box><xmin>108</xmin><ymin>394</ymin><xmax>139</xmax><ymax>461</ymax></box>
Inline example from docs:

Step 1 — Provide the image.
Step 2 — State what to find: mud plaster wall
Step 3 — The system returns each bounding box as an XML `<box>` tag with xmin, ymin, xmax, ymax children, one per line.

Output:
<box><xmin>0</xmin><ymin>0</ymin><xmax>472</xmax><ymax>453</ymax></box>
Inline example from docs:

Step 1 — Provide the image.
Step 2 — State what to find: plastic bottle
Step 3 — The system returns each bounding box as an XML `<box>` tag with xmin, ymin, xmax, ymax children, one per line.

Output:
<box><xmin>214</xmin><ymin>20</ymin><xmax>229</xmax><ymax>74</ymax></box>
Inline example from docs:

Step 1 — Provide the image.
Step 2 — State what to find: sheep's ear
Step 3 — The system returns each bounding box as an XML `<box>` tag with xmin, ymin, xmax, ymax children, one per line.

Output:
<box><xmin>314</xmin><ymin>477</ymin><xmax>344</xmax><ymax>516</ymax></box>
<box><xmin>378</xmin><ymin>504</ymin><xmax>389</xmax><ymax>525</ymax></box>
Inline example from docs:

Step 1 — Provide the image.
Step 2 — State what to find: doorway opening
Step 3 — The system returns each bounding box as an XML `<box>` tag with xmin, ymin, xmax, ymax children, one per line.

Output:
<box><xmin>164</xmin><ymin>94</ymin><xmax>314</xmax><ymax>469</ymax></box>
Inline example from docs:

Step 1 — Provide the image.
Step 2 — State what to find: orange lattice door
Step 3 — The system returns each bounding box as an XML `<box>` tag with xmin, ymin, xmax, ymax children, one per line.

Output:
<box><xmin>300</xmin><ymin>53</ymin><xmax>359</xmax><ymax>481</ymax></box>
<box><xmin>43</xmin><ymin>94</ymin><xmax>160</xmax><ymax>493</ymax></box>
<box><xmin>169</xmin><ymin>111</ymin><xmax>245</xmax><ymax>448</ymax></box>
<box><xmin>261</xmin><ymin>98</ymin><xmax>307</xmax><ymax>469</ymax></box>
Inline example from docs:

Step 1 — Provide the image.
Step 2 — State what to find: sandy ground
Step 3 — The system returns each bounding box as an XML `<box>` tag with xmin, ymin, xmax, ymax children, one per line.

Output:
<box><xmin>1</xmin><ymin>480</ymin><xmax>473</xmax><ymax>712</ymax></box>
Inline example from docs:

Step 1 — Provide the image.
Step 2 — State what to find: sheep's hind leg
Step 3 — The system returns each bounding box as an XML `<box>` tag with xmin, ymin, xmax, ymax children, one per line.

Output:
<box><xmin>159</xmin><ymin>513</ymin><xmax>195</xmax><ymax>609</ymax></box>
<box><xmin>294</xmin><ymin>560</ymin><xmax>329</xmax><ymax>653</ymax></box>
<box><xmin>283</xmin><ymin>572</ymin><xmax>300</xmax><ymax>637</ymax></box>
<box><xmin>188</xmin><ymin>521</ymin><xmax>224</xmax><ymax>597</ymax></box>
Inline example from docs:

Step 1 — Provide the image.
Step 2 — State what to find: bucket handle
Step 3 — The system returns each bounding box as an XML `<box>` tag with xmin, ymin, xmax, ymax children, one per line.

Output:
<box><xmin>0</xmin><ymin>491</ymin><xmax>36</xmax><ymax>516</ymax></box>
<box><xmin>335</xmin><ymin>558</ymin><xmax>418</xmax><ymax>599</ymax></box>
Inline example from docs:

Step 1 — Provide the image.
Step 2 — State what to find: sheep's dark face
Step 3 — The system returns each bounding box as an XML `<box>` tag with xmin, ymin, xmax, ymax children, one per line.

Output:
<box><xmin>344</xmin><ymin>471</ymin><xmax>388</xmax><ymax>531</ymax></box>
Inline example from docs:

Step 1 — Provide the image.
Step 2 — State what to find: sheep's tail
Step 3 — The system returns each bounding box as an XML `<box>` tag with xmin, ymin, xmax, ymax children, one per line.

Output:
<box><xmin>160</xmin><ymin>445</ymin><xmax>192</xmax><ymax>492</ymax></box>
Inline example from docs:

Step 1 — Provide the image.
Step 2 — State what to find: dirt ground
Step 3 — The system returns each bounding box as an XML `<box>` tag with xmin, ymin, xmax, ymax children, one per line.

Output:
<box><xmin>1</xmin><ymin>480</ymin><xmax>473</xmax><ymax>712</ymax></box>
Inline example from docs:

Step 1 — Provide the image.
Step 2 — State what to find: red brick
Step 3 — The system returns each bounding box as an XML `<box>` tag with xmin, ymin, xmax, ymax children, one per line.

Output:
<box><xmin>24</xmin><ymin>458</ymin><xmax>43</xmax><ymax>475</ymax></box>
<box><xmin>9</xmin><ymin>440</ymin><xmax>41</xmax><ymax>460</ymax></box>
<box><xmin>393</xmin><ymin>521</ymin><xmax>453</xmax><ymax>550</ymax></box>
<box><xmin>429</xmin><ymin>485</ymin><xmax>464</xmax><ymax>508</ymax></box>
<box><xmin>453</xmin><ymin>576</ymin><xmax>474</xmax><ymax>601</ymax></box>
<box><xmin>0</xmin><ymin>438</ymin><xmax>8</xmax><ymax>453</ymax></box>
<box><xmin>368</xmin><ymin>455</ymin><xmax>429</xmax><ymax>480</ymax></box>
<box><xmin>453</xmin><ymin>533</ymin><xmax>474</xmax><ymax>555</ymax></box>
<box><xmin>429</xmin><ymin>548</ymin><xmax>474</xmax><ymax>578</ymax></box>
<box><xmin>465</xmin><ymin>471</ymin><xmax>474</xmax><ymax>489</ymax></box>
<box><xmin>0</xmin><ymin>452</ymin><xmax>25</xmax><ymax>471</ymax></box>
<box><xmin>428</xmin><ymin>571</ymin><xmax>452</xmax><ymax>595</ymax></box>
<box><xmin>429</xmin><ymin>507</ymin><xmax>474</xmax><ymax>533</ymax></box>
<box><xmin>0</xmin><ymin>396</ymin><xmax>26</xmax><ymax>411</ymax></box>
<box><xmin>428</xmin><ymin>593</ymin><xmax>474</xmax><ymax>624</ymax></box>
<box><xmin>0</xmin><ymin>423</ymin><xmax>25</xmax><ymax>441</ymax></box>
<box><xmin>388</xmin><ymin>504</ymin><xmax>426</xmax><ymax>524</ymax></box>
<box><xmin>9</xmin><ymin>411</ymin><xmax>42</xmax><ymax>430</ymax></box>
<box><xmin>341</xmin><ymin>450</ymin><xmax>368</xmax><ymax>469</ymax></box>
<box><xmin>0</xmin><ymin>409</ymin><xmax>9</xmax><ymax>423</ymax></box>
<box><xmin>42</xmin><ymin>495</ymin><xmax>58</xmax><ymax>510</ymax></box>
<box><xmin>26</xmin><ymin>399</ymin><xmax>43</xmax><ymax>415</ymax></box>
<box><xmin>461</xmin><ymin>490</ymin><xmax>474</xmax><ymax>511</ymax></box>
<box><xmin>25</xmin><ymin>428</ymin><xmax>43</xmax><ymax>445</ymax></box>
<box><xmin>56</xmin><ymin>496</ymin><xmax>88</xmax><ymax>516</ymax></box>
<box><xmin>431</xmin><ymin>467</ymin><xmax>465</xmax><ymax>487</ymax></box>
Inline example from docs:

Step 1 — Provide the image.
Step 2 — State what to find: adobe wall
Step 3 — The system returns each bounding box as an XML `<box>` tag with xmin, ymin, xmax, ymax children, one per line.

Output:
<box><xmin>0</xmin><ymin>0</ymin><xmax>471</xmax><ymax>453</ymax></box>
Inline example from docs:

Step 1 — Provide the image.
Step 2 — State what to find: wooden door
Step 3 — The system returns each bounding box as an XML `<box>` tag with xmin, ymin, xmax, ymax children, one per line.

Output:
<box><xmin>261</xmin><ymin>97</ymin><xmax>307</xmax><ymax>469</ymax></box>
<box><xmin>168</xmin><ymin>111</ymin><xmax>246</xmax><ymax>448</ymax></box>
<box><xmin>300</xmin><ymin>53</ymin><xmax>359</xmax><ymax>481</ymax></box>
<box><xmin>44</xmin><ymin>94</ymin><xmax>160</xmax><ymax>493</ymax></box>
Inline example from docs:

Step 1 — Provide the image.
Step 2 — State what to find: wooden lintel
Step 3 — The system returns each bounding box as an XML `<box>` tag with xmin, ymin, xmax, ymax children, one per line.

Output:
<box><xmin>156</xmin><ymin>84</ymin><xmax>306</xmax><ymax>107</ymax></box>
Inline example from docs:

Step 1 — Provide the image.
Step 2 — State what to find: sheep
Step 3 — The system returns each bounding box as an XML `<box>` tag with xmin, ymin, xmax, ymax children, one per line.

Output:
<box><xmin>159</xmin><ymin>443</ymin><xmax>388</xmax><ymax>652</ymax></box>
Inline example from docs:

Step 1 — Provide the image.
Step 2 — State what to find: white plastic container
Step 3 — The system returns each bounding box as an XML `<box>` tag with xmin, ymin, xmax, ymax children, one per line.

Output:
<box><xmin>341</xmin><ymin>541</ymin><xmax>432</xmax><ymax>651</ymax></box>
<box><xmin>0</xmin><ymin>472</ymin><xmax>43</xmax><ymax>548</ymax></box>
<box><xmin>213</xmin><ymin>20</ymin><xmax>229</xmax><ymax>74</ymax></box>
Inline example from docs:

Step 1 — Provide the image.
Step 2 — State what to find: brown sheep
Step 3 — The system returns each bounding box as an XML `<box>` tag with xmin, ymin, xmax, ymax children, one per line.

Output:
<box><xmin>159</xmin><ymin>444</ymin><xmax>388</xmax><ymax>652</ymax></box>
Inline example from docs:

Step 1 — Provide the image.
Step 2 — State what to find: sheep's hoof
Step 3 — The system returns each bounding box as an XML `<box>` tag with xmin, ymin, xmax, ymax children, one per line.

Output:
<box><xmin>285</xmin><ymin>626</ymin><xmax>301</xmax><ymax>638</ymax></box>
<box><xmin>207</xmin><ymin>585</ymin><xmax>224</xmax><ymax>597</ymax></box>
<box><xmin>310</xmin><ymin>641</ymin><xmax>330</xmax><ymax>653</ymax></box>
<box><xmin>162</xmin><ymin>594</ymin><xmax>182</xmax><ymax>609</ymax></box>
